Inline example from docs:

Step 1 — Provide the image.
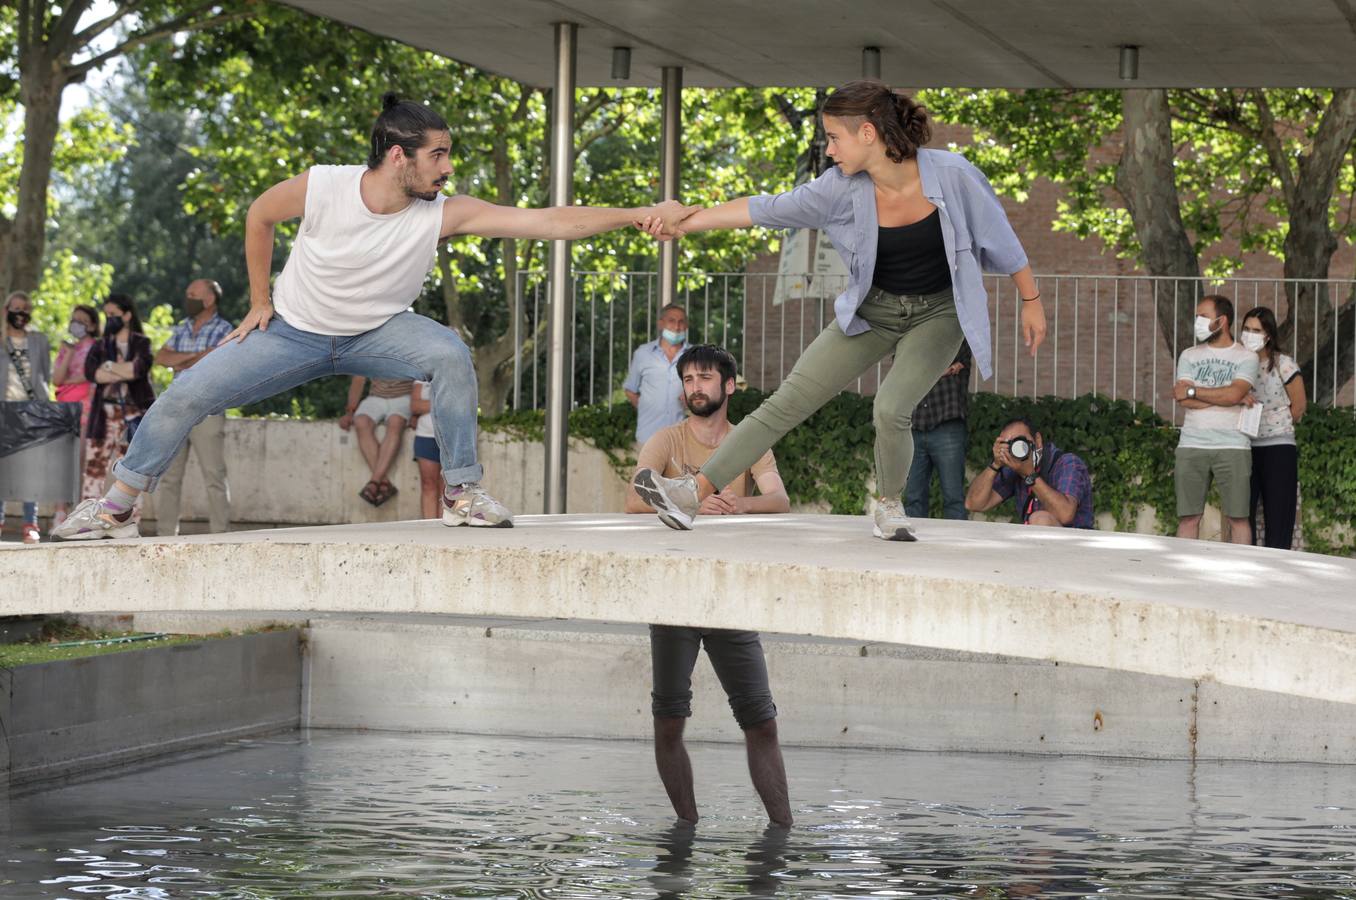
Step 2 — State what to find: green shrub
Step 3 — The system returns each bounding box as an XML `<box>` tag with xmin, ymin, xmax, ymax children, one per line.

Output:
<box><xmin>481</xmin><ymin>393</ymin><xmax>1355</xmax><ymax>556</ymax></box>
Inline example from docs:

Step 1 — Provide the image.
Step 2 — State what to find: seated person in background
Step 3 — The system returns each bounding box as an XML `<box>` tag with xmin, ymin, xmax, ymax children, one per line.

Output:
<box><xmin>409</xmin><ymin>380</ymin><xmax>442</xmax><ymax>520</ymax></box>
<box><xmin>627</xmin><ymin>344</ymin><xmax>792</xmax><ymax>828</ymax></box>
<box><xmin>339</xmin><ymin>375</ymin><xmax>412</xmax><ymax>506</ymax></box>
<box><xmin>628</xmin><ymin>344</ymin><xmax>789</xmax><ymax>516</ymax></box>
<box><xmin>964</xmin><ymin>417</ymin><xmax>1094</xmax><ymax>528</ymax></box>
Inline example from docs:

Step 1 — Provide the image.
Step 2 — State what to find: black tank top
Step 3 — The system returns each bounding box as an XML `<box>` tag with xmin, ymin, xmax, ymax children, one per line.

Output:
<box><xmin>872</xmin><ymin>208</ymin><xmax>952</xmax><ymax>296</ymax></box>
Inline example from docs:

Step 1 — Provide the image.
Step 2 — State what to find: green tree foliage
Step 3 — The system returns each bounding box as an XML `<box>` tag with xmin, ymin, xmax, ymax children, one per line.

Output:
<box><xmin>2</xmin><ymin>0</ymin><xmax>252</xmax><ymax>294</ymax></box>
<box><xmin>918</xmin><ymin>88</ymin><xmax>1356</xmax><ymax>402</ymax></box>
<box><xmin>45</xmin><ymin>61</ymin><xmax>261</xmax><ymax>323</ymax></box>
<box><xmin>918</xmin><ymin>88</ymin><xmax>1356</xmax><ymax>276</ymax></box>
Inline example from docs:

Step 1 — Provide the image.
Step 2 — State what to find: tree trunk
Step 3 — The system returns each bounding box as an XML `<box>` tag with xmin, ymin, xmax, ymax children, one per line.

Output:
<box><xmin>1116</xmin><ymin>88</ymin><xmax>1203</xmax><ymax>362</ymax></box>
<box><xmin>7</xmin><ymin>64</ymin><xmax>65</xmax><ymax>294</ymax></box>
<box><xmin>1275</xmin><ymin>89</ymin><xmax>1356</xmax><ymax>405</ymax></box>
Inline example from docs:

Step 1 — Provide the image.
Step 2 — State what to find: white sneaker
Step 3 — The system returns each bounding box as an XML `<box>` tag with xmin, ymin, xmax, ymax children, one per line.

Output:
<box><xmin>632</xmin><ymin>468</ymin><xmax>700</xmax><ymax>531</ymax></box>
<box><xmin>872</xmin><ymin>497</ymin><xmax>918</xmax><ymax>542</ymax></box>
<box><xmin>442</xmin><ymin>483</ymin><xmax>514</xmax><ymax>528</ymax></box>
<box><xmin>49</xmin><ymin>498</ymin><xmax>140</xmax><ymax>541</ymax></box>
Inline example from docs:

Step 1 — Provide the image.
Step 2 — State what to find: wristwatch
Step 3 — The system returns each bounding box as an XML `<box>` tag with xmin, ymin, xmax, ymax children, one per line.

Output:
<box><xmin>1023</xmin><ymin>473</ymin><xmax>1038</xmax><ymax>487</ymax></box>
<box><xmin>1186</xmin><ymin>386</ymin><xmax>1197</xmax><ymax>399</ymax></box>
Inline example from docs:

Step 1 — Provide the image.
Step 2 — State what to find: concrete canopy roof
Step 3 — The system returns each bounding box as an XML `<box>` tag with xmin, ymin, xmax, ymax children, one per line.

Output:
<box><xmin>281</xmin><ymin>0</ymin><xmax>1356</xmax><ymax>88</ymax></box>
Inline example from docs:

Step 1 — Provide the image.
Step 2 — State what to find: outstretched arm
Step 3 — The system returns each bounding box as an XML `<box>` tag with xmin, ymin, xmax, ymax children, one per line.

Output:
<box><xmin>443</xmin><ymin>196</ymin><xmax>697</xmax><ymax>241</ymax></box>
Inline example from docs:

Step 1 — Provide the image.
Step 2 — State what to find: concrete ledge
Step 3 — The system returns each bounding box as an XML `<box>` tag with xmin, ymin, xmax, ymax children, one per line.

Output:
<box><xmin>4</xmin><ymin>515</ymin><xmax>1355</xmax><ymax>712</ymax></box>
<box><xmin>0</xmin><ymin>630</ymin><xmax>301</xmax><ymax>786</ymax></box>
<box><xmin>135</xmin><ymin>611</ymin><xmax>1352</xmax><ymax>763</ymax></box>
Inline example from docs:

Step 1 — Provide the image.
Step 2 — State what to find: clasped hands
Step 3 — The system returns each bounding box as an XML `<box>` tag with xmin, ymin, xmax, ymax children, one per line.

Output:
<box><xmin>636</xmin><ymin>200</ymin><xmax>701</xmax><ymax>241</ymax></box>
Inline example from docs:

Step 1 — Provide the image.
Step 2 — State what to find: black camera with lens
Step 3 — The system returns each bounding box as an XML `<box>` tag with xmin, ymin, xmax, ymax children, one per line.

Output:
<box><xmin>1004</xmin><ymin>436</ymin><xmax>1035</xmax><ymax>461</ymax></box>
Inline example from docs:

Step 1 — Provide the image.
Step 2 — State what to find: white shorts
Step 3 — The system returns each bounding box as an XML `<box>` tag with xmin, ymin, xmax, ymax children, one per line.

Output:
<box><xmin>354</xmin><ymin>394</ymin><xmax>412</xmax><ymax>425</ymax></box>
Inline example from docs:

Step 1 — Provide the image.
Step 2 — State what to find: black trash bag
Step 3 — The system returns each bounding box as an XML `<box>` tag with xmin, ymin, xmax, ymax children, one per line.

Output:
<box><xmin>0</xmin><ymin>400</ymin><xmax>82</xmax><ymax>458</ymax></box>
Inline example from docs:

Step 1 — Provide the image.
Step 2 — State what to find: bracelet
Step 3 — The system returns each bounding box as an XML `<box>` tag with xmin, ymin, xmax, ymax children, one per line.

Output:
<box><xmin>989</xmin><ymin>462</ymin><xmax>1003</xmax><ymax>473</ymax></box>
<box><xmin>1020</xmin><ymin>293</ymin><xmax>1041</xmax><ymax>302</ymax></box>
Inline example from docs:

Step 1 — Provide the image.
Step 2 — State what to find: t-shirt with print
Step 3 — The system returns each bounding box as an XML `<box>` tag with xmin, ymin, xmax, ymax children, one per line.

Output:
<box><xmin>1253</xmin><ymin>353</ymin><xmax>1301</xmax><ymax>447</ymax></box>
<box><xmin>1176</xmin><ymin>341</ymin><xmax>1260</xmax><ymax>450</ymax></box>
<box><xmin>5</xmin><ymin>334</ymin><xmax>32</xmax><ymax>400</ymax></box>
<box><xmin>635</xmin><ymin>420</ymin><xmax>778</xmax><ymax>498</ymax></box>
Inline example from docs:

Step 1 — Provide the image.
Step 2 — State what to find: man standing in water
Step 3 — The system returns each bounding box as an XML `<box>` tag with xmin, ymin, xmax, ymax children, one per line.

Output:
<box><xmin>55</xmin><ymin>92</ymin><xmax>694</xmax><ymax>540</ymax></box>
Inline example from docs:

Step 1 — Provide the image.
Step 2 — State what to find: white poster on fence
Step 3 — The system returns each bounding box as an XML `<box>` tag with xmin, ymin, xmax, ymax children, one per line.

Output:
<box><xmin>773</xmin><ymin>227</ymin><xmax>811</xmax><ymax>306</ymax></box>
<box><xmin>813</xmin><ymin>231</ymin><xmax>851</xmax><ymax>283</ymax></box>
<box><xmin>773</xmin><ymin>230</ymin><xmax>849</xmax><ymax>306</ymax></box>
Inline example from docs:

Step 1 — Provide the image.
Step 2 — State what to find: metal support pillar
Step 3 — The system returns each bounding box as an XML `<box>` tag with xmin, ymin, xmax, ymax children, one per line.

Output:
<box><xmin>543</xmin><ymin>21</ymin><xmax>577</xmax><ymax>514</ymax></box>
<box><xmin>658</xmin><ymin>65</ymin><xmax>683</xmax><ymax>309</ymax></box>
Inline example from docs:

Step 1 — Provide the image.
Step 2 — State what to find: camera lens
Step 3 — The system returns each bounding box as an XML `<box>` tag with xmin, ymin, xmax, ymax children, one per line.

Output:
<box><xmin>1007</xmin><ymin>437</ymin><xmax>1032</xmax><ymax>460</ymax></box>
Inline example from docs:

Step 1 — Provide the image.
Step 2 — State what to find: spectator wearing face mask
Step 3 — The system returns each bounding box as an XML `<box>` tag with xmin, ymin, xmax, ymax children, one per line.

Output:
<box><xmin>2</xmin><ymin>290</ymin><xmax>52</xmax><ymax>543</ymax></box>
<box><xmin>82</xmin><ymin>293</ymin><xmax>155</xmax><ymax>510</ymax></box>
<box><xmin>49</xmin><ymin>304</ymin><xmax>102</xmax><ymax>529</ymax></box>
<box><xmin>1240</xmin><ymin>306</ymin><xmax>1306</xmax><ymax>550</ymax></box>
<box><xmin>624</xmin><ymin>303</ymin><xmax>689</xmax><ymax>445</ymax></box>
<box><xmin>151</xmin><ymin>279</ymin><xmax>234</xmax><ymax>535</ymax></box>
<box><xmin>1171</xmin><ymin>294</ymin><xmax>1259</xmax><ymax>545</ymax></box>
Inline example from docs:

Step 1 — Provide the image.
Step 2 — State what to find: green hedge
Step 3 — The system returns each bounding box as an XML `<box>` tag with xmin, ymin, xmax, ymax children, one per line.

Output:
<box><xmin>481</xmin><ymin>393</ymin><xmax>1356</xmax><ymax>556</ymax></box>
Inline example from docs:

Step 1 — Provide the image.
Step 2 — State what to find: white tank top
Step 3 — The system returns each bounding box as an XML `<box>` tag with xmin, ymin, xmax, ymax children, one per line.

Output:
<box><xmin>273</xmin><ymin>165</ymin><xmax>444</xmax><ymax>335</ymax></box>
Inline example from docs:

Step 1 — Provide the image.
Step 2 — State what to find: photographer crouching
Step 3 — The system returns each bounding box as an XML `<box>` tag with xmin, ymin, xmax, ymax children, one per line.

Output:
<box><xmin>965</xmin><ymin>417</ymin><xmax>1094</xmax><ymax>528</ymax></box>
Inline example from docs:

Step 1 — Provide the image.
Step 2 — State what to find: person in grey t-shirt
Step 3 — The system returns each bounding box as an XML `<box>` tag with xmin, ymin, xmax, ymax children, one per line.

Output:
<box><xmin>1172</xmin><ymin>294</ymin><xmax>1260</xmax><ymax>544</ymax></box>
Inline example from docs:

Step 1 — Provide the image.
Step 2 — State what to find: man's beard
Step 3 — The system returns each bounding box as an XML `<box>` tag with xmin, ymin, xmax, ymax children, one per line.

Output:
<box><xmin>685</xmin><ymin>388</ymin><xmax>726</xmax><ymax>418</ymax></box>
<box><xmin>403</xmin><ymin>169</ymin><xmax>446</xmax><ymax>201</ymax></box>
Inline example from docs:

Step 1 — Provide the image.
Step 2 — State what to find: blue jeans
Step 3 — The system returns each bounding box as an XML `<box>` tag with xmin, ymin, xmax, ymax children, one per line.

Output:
<box><xmin>904</xmin><ymin>418</ymin><xmax>968</xmax><ymax>520</ymax></box>
<box><xmin>1</xmin><ymin>501</ymin><xmax>38</xmax><ymax>525</ymax></box>
<box><xmin>113</xmin><ymin>312</ymin><xmax>482</xmax><ymax>492</ymax></box>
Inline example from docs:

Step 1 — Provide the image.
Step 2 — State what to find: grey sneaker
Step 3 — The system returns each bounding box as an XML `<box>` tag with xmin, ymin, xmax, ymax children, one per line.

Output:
<box><xmin>50</xmin><ymin>498</ymin><xmax>140</xmax><ymax>541</ymax></box>
<box><xmin>442</xmin><ymin>483</ymin><xmax>514</xmax><ymax>528</ymax></box>
<box><xmin>872</xmin><ymin>497</ymin><xmax>917</xmax><ymax>542</ymax></box>
<box><xmin>633</xmin><ymin>468</ymin><xmax>699</xmax><ymax>530</ymax></box>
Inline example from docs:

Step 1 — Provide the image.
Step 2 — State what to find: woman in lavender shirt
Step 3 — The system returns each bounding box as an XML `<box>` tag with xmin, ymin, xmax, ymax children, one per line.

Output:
<box><xmin>634</xmin><ymin>81</ymin><xmax>1046</xmax><ymax>541</ymax></box>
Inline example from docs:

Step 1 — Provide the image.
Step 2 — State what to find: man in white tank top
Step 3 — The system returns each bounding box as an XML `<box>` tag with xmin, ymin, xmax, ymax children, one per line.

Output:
<box><xmin>54</xmin><ymin>93</ymin><xmax>696</xmax><ymax>541</ymax></box>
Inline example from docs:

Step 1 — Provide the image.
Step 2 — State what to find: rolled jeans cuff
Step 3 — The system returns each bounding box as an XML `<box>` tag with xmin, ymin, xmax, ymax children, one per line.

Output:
<box><xmin>111</xmin><ymin>458</ymin><xmax>159</xmax><ymax>493</ymax></box>
<box><xmin>442</xmin><ymin>462</ymin><xmax>484</xmax><ymax>487</ymax></box>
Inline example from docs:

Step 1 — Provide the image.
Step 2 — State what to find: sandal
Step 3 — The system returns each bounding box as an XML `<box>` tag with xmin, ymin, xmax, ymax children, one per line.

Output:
<box><xmin>374</xmin><ymin>479</ymin><xmax>399</xmax><ymax>507</ymax></box>
<box><xmin>359</xmin><ymin>480</ymin><xmax>382</xmax><ymax>506</ymax></box>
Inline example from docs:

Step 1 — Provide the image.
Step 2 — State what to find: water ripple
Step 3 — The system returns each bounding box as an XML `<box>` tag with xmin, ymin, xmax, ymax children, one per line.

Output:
<box><xmin>3</xmin><ymin>732</ymin><xmax>1355</xmax><ymax>898</ymax></box>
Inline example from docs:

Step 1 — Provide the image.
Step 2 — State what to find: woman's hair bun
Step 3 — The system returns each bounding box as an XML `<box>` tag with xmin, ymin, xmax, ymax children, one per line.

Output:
<box><xmin>381</xmin><ymin>91</ymin><xmax>402</xmax><ymax>111</ymax></box>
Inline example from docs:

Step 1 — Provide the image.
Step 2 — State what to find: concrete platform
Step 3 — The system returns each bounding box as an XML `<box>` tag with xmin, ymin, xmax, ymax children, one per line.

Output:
<box><xmin>4</xmin><ymin>514</ymin><xmax>1354</xmax><ymax>709</ymax></box>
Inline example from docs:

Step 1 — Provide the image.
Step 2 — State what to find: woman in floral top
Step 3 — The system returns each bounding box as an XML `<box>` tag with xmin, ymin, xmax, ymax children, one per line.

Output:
<box><xmin>1241</xmin><ymin>307</ymin><xmax>1306</xmax><ymax>550</ymax></box>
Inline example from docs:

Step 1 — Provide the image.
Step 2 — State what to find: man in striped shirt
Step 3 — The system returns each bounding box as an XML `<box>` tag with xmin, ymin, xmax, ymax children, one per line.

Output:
<box><xmin>151</xmin><ymin>278</ymin><xmax>234</xmax><ymax>536</ymax></box>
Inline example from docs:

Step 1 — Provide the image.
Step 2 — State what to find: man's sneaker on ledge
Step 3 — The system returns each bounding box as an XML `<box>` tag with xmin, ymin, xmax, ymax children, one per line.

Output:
<box><xmin>442</xmin><ymin>482</ymin><xmax>513</xmax><ymax>528</ymax></box>
<box><xmin>633</xmin><ymin>468</ymin><xmax>700</xmax><ymax>531</ymax></box>
<box><xmin>872</xmin><ymin>497</ymin><xmax>918</xmax><ymax>542</ymax></box>
<box><xmin>49</xmin><ymin>498</ymin><xmax>140</xmax><ymax>541</ymax></box>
